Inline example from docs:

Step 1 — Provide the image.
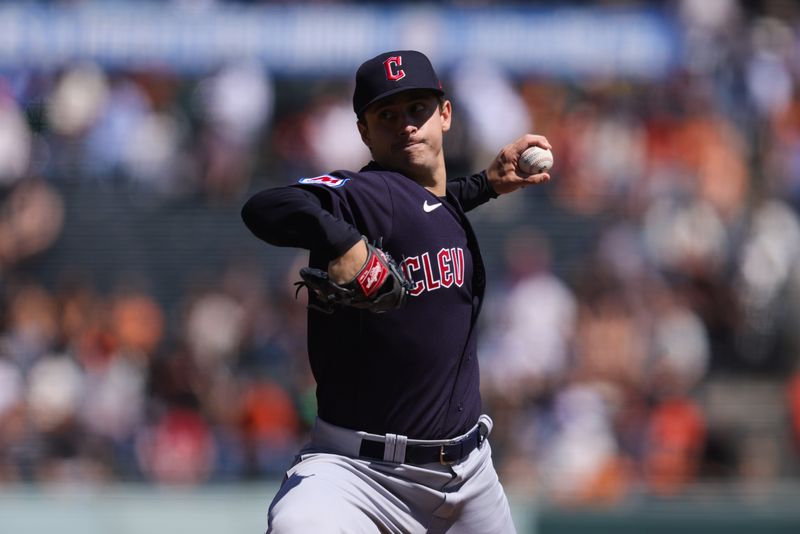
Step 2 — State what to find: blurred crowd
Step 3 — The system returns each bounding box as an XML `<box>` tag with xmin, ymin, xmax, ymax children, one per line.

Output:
<box><xmin>3</xmin><ymin>0</ymin><xmax>800</xmax><ymax>505</ymax></box>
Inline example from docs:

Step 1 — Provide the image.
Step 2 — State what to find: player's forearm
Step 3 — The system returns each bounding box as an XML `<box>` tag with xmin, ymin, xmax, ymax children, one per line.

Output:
<box><xmin>446</xmin><ymin>171</ymin><xmax>498</xmax><ymax>212</ymax></box>
<box><xmin>241</xmin><ymin>187</ymin><xmax>362</xmax><ymax>259</ymax></box>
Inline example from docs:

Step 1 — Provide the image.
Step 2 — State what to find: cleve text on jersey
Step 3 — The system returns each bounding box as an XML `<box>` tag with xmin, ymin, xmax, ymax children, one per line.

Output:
<box><xmin>401</xmin><ymin>247</ymin><xmax>465</xmax><ymax>297</ymax></box>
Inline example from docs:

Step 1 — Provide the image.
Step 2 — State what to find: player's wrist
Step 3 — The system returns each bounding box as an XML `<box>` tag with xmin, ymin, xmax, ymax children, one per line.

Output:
<box><xmin>328</xmin><ymin>238</ymin><xmax>369</xmax><ymax>284</ymax></box>
<box><xmin>480</xmin><ymin>170</ymin><xmax>500</xmax><ymax>198</ymax></box>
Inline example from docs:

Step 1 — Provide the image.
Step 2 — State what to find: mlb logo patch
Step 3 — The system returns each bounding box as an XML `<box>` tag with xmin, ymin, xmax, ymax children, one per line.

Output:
<box><xmin>298</xmin><ymin>175</ymin><xmax>349</xmax><ymax>188</ymax></box>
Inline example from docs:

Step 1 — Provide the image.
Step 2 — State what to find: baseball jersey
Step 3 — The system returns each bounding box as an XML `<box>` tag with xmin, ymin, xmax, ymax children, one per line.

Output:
<box><xmin>242</xmin><ymin>162</ymin><xmax>498</xmax><ymax>440</ymax></box>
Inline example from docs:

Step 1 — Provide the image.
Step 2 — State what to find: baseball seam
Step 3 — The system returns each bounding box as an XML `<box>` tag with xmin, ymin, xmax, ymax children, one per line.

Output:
<box><xmin>522</xmin><ymin>152</ymin><xmax>552</xmax><ymax>172</ymax></box>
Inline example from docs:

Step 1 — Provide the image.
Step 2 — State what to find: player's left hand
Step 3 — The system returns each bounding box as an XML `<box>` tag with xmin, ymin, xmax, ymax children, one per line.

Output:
<box><xmin>486</xmin><ymin>134</ymin><xmax>552</xmax><ymax>195</ymax></box>
<box><xmin>295</xmin><ymin>237</ymin><xmax>411</xmax><ymax>314</ymax></box>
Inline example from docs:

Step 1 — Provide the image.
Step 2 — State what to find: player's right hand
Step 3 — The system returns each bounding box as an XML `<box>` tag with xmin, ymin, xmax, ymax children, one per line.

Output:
<box><xmin>486</xmin><ymin>134</ymin><xmax>552</xmax><ymax>195</ymax></box>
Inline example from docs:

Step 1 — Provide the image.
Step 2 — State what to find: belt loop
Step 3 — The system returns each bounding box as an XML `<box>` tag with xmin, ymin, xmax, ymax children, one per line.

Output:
<box><xmin>393</xmin><ymin>435</ymin><xmax>407</xmax><ymax>463</ymax></box>
<box><xmin>383</xmin><ymin>433</ymin><xmax>408</xmax><ymax>463</ymax></box>
<box><xmin>383</xmin><ymin>433</ymin><xmax>398</xmax><ymax>462</ymax></box>
<box><xmin>478</xmin><ymin>414</ymin><xmax>493</xmax><ymax>436</ymax></box>
<box><xmin>477</xmin><ymin>415</ymin><xmax>492</xmax><ymax>449</ymax></box>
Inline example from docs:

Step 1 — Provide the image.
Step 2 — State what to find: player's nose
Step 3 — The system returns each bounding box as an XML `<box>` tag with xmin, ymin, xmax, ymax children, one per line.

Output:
<box><xmin>399</xmin><ymin>116</ymin><xmax>418</xmax><ymax>135</ymax></box>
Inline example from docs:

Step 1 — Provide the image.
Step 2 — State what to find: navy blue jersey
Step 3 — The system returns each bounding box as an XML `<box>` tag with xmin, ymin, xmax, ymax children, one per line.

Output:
<box><xmin>242</xmin><ymin>162</ymin><xmax>497</xmax><ymax>439</ymax></box>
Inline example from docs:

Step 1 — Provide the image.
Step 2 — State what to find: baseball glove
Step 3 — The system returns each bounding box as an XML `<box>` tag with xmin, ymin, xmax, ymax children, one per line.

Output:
<box><xmin>295</xmin><ymin>237</ymin><xmax>411</xmax><ymax>314</ymax></box>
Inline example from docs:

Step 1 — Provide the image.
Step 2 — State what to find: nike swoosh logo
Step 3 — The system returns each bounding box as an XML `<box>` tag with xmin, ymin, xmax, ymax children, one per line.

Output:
<box><xmin>423</xmin><ymin>200</ymin><xmax>442</xmax><ymax>213</ymax></box>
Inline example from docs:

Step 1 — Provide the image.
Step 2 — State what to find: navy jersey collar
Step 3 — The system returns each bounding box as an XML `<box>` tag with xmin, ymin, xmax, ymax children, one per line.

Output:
<box><xmin>360</xmin><ymin>160</ymin><xmax>388</xmax><ymax>173</ymax></box>
<box><xmin>359</xmin><ymin>161</ymin><xmax>449</xmax><ymax>199</ymax></box>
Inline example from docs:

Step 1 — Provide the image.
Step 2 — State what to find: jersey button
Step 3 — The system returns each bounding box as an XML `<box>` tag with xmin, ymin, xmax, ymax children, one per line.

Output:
<box><xmin>457</xmin><ymin>403</ymin><xmax>463</xmax><ymax>412</ymax></box>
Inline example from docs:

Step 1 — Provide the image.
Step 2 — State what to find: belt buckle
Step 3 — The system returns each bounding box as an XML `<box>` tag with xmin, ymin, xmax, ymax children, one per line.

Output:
<box><xmin>439</xmin><ymin>444</ymin><xmax>457</xmax><ymax>466</ymax></box>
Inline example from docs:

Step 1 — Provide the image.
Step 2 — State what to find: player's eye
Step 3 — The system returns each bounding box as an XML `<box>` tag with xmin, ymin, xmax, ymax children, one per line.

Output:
<box><xmin>377</xmin><ymin>109</ymin><xmax>396</xmax><ymax>121</ymax></box>
<box><xmin>409</xmin><ymin>102</ymin><xmax>427</xmax><ymax>114</ymax></box>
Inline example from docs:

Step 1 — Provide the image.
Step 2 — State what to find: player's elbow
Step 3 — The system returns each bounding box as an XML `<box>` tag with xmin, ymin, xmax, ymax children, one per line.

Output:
<box><xmin>240</xmin><ymin>194</ymin><xmax>259</xmax><ymax>232</ymax></box>
<box><xmin>241</xmin><ymin>190</ymin><xmax>277</xmax><ymax>242</ymax></box>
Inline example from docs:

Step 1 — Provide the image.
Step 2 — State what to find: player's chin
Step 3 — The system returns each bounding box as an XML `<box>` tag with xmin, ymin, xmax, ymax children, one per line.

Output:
<box><xmin>391</xmin><ymin>151</ymin><xmax>427</xmax><ymax>168</ymax></box>
<box><xmin>395</xmin><ymin>146</ymin><xmax>425</xmax><ymax>163</ymax></box>
<box><xmin>400</xmin><ymin>158</ymin><xmax>435</xmax><ymax>177</ymax></box>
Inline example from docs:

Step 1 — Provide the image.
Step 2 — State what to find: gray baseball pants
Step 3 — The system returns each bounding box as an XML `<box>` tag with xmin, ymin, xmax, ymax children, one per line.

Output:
<box><xmin>266</xmin><ymin>415</ymin><xmax>516</xmax><ymax>534</ymax></box>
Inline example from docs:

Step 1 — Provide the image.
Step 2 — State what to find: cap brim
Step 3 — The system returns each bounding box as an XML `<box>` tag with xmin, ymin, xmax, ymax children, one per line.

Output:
<box><xmin>357</xmin><ymin>86</ymin><xmax>445</xmax><ymax>116</ymax></box>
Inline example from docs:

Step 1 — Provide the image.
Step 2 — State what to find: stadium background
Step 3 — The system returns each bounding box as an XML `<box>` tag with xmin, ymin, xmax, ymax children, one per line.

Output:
<box><xmin>1</xmin><ymin>0</ymin><xmax>800</xmax><ymax>532</ymax></box>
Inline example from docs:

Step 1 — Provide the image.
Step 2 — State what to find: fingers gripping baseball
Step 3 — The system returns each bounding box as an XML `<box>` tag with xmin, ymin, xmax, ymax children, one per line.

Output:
<box><xmin>486</xmin><ymin>134</ymin><xmax>552</xmax><ymax>195</ymax></box>
<box><xmin>295</xmin><ymin>237</ymin><xmax>412</xmax><ymax>314</ymax></box>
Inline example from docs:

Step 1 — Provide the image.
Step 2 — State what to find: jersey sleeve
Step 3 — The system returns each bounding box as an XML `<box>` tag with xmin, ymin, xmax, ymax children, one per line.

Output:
<box><xmin>241</xmin><ymin>184</ymin><xmax>362</xmax><ymax>261</ymax></box>
<box><xmin>446</xmin><ymin>171</ymin><xmax>498</xmax><ymax>213</ymax></box>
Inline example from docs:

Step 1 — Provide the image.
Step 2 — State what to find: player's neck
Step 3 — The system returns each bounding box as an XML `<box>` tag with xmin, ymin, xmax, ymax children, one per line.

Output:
<box><xmin>414</xmin><ymin>159</ymin><xmax>447</xmax><ymax>197</ymax></box>
<box><xmin>372</xmin><ymin>155</ymin><xmax>447</xmax><ymax>196</ymax></box>
<box><xmin>424</xmin><ymin>177</ymin><xmax>446</xmax><ymax>197</ymax></box>
<box><xmin>407</xmin><ymin>170</ymin><xmax>445</xmax><ymax>197</ymax></box>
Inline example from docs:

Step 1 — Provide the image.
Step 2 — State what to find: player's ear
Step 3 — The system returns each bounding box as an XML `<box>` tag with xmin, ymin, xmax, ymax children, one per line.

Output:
<box><xmin>440</xmin><ymin>99</ymin><xmax>452</xmax><ymax>133</ymax></box>
<box><xmin>357</xmin><ymin>119</ymin><xmax>371</xmax><ymax>148</ymax></box>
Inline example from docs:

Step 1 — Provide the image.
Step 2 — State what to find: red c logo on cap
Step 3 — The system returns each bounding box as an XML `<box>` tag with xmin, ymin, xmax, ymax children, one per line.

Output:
<box><xmin>383</xmin><ymin>56</ymin><xmax>406</xmax><ymax>81</ymax></box>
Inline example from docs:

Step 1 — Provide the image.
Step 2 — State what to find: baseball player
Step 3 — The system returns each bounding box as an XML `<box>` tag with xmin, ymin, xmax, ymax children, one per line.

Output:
<box><xmin>242</xmin><ymin>50</ymin><xmax>551</xmax><ymax>534</ymax></box>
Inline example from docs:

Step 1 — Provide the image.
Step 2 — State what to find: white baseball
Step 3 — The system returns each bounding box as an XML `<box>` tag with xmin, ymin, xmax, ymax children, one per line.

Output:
<box><xmin>518</xmin><ymin>146</ymin><xmax>554</xmax><ymax>174</ymax></box>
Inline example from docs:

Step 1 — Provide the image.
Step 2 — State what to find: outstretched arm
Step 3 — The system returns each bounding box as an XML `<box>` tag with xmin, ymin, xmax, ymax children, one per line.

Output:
<box><xmin>241</xmin><ymin>186</ymin><xmax>362</xmax><ymax>263</ymax></box>
<box><xmin>242</xmin><ymin>186</ymin><xmax>370</xmax><ymax>285</ymax></box>
<box><xmin>243</xmin><ymin>187</ymin><xmax>407</xmax><ymax>312</ymax></box>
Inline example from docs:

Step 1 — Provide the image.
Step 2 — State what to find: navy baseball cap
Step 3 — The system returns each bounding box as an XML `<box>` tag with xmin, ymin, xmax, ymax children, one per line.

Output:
<box><xmin>353</xmin><ymin>50</ymin><xmax>444</xmax><ymax>116</ymax></box>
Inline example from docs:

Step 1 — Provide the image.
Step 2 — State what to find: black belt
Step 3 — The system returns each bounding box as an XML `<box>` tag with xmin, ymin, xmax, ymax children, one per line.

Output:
<box><xmin>358</xmin><ymin>422</ymin><xmax>489</xmax><ymax>465</ymax></box>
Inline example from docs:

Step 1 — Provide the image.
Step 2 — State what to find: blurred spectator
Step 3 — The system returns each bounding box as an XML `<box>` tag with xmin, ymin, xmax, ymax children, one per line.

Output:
<box><xmin>790</xmin><ymin>373</ymin><xmax>800</xmax><ymax>452</ymax></box>
<box><xmin>643</xmin><ymin>195</ymin><xmax>728</xmax><ymax>276</ymax></box>
<box><xmin>79</xmin><ymin>354</ymin><xmax>147</xmax><ymax>444</ymax></box>
<box><xmin>135</xmin><ymin>407</ymin><xmax>216</xmax><ymax>485</ymax></box>
<box><xmin>46</xmin><ymin>63</ymin><xmax>109</xmax><ymax>138</ymax></box>
<box><xmin>57</xmin><ymin>278</ymin><xmax>114</xmax><ymax>370</ymax></box>
<box><xmin>648</xmin><ymin>282</ymin><xmax>710</xmax><ymax>398</ymax></box>
<box><xmin>0</xmin><ymin>357</ymin><xmax>23</xmax><ymax>421</ymax></box>
<box><xmin>0</xmin><ymin>178</ymin><xmax>64</xmax><ymax>269</ymax></box>
<box><xmin>122</xmin><ymin>111</ymin><xmax>186</xmax><ymax>191</ymax></box>
<box><xmin>644</xmin><ymin>397</ymin><xmax>706</xmax><ymax>496</ymax></box>
<box><xmin>27</xmin><ymin>354</ymin><xmax>83</xmax><ymax>434</ymax></box>
<box><xmin>0</xmin><ymin>356</ymin><xmax>24</xmax><ymax>482</ymax></box>
<box><xmin>544</xmin><ymin>83</ymin><xmax>646</xmax><ymax>216</ymax></box>
<box><xmin>746</xmin><ymin>17</ymin><xmax>794</xmax><ymax>120</ymax></box>
<box><xmin>110</xmin><ymin>288</ymin><xmax>165</xmax><ymax>358</ymax></box>
<box><xmin>479</xmin><ymin>227</ymin><xmax>577</xmax><ymax>491</ymax></box>
<box><xmin>193</xmin><ymin>61</ymin><xmax>275</xmax><ymax>200</ymax></box>
<box><xmin>84</xmin><ymin>75</ymin><xmax>151</xmax><ymax>179</ymax></box>
<box><xmin>683</xmin><ymin>114</ymin><xmax>749</xmax><ymax>222</ymax></box>
<box><xmin>572</xmin><ymin>279</ymin><xmax>648</xmax><ymax>390</ymax></box>
<box><xmin>538</xmin><ymin>383</ymin><xmax>630</xmax><ymax>505</ymax></box>
<box><xmin>184</xmin><ymin>289</ymin><xmax>246</xmax><ymax>370</ymax></box>
<box><xmin>4</xmin><ymin>283</ymin><xmax>60</xmax><ymax>371</ymax></box>
<box><xmin>306</xmin><ymin>94</ymin><xmax>370</xmax><ymax>173</ymax></box>
<box><xmin>239</xmin><ymin>378</ymin><xmax>299</xmax><ymax>477</ymax></box>
<box><xmin>270</xmin><ymin>86</ymin><xmax>369</xmax><ymax>179</ymax></box>
<box><xmin>735</xmin><ymin>198</ymin><xmax>800</xmax><ymax>370</ymax></box>
<box><xmin>480</xmin><ymin>227</ymin><xmax>576</xmax><ymax>400</ymax></box>
<box><xmin>768</xmin><ymin>93</ymin><xmax>800</xmax><ymax>208</ymax></box>
<box><xmin>451</xmin><ymin>59</ymin><xmax>531</xmax><ymax>167</ymax></box>
<box><xmin>195</xmin><ymin>61</ymin><xmax>273</xmax><ymax>146</ymax></box>
<box><xmin>0</xmin><ymin>80</ymin><xmax>32</xmax><ymax>185</ymax></box>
